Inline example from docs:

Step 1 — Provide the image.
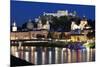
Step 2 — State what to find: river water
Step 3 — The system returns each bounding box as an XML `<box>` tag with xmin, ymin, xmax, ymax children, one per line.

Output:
<box><xmin>11</xmin><ymin>46</ymin><xmax>95</xmax><ymax>65</ymax></box>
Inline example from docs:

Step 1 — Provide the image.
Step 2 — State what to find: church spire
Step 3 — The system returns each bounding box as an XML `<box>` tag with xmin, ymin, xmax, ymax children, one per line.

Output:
<box><xmin>12</xmin><ymin>21</ymin><xmax>17</xmax><ymax>32</ymax></box>
<box><xmin>12</xmin><ymin>21</ymin><xmax>16</xmax><ymax>27</ymax></box>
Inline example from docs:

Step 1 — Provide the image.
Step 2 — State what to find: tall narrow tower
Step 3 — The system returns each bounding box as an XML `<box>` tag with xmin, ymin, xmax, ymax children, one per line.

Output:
<box><xmin>46</xmin><ymin>20</ymin><xmax>50</xmax><ymax>30</ymax></box>
<box><xmin>37</xmin><ymin>19</ymin><xmax>42</xmax><ymax>30</ymax></box>
<box><xmin>12</xmin><ymin>21</ymin><xmax>17</xmax><ymax>32</ymax></box>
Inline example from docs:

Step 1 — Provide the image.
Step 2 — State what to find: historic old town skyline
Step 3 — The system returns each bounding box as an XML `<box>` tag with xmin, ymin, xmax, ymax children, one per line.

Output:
<box><xmin>11</xmin><ymin>1</ymin><xmax>95</xmax><ymax>26</ymax></box>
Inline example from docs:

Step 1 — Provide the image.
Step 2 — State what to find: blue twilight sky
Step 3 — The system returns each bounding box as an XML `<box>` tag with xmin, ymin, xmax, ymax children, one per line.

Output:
<box><xmin>11</xmin><ymin>1</ymin><xmax>95</xmax><ymax>26</ymax></box>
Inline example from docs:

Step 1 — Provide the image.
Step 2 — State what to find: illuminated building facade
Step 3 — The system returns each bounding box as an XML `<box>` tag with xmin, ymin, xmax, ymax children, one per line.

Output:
<box><xmin>10</xmin><ymin>31</ymin><xmax>48</xmax><ymax>40</ymax></box>
<box><xmin>70</xmin><ymin>34</ymin><xmax>87</xmax><ymax>42</ymax></box>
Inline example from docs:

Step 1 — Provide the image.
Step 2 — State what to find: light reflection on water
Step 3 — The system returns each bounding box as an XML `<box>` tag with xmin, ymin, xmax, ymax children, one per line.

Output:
<box><xmin>11</xmin><ymin>46</ymin><xmax>95</xmax><ymax>65</ymax></box>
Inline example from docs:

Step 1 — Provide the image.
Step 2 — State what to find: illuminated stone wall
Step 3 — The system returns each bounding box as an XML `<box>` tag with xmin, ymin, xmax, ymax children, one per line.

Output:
<box><xmin>10</xmin><ymin>31</ymin><xmax>48</xmax><ymax>40</ymax></box>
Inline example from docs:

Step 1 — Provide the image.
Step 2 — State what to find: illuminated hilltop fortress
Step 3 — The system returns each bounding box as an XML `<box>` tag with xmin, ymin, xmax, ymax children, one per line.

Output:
<box><xmin>43</xmin><ymin>10</ymin><xmax>68</xmax><ymax>17</ymax></box>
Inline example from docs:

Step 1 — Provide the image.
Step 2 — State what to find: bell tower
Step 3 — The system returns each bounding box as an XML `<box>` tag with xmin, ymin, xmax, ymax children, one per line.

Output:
<box><xmin>37</xmin><ymin>17</ymin><xmax>42</xmax><ymax>30</ymax></box>
<box><xmin>12</xmin><ymin>21</ymin><xmax>17</xmax><ymax>32</ymax></box>
<box><xmin>46</xmin><ymin>20</ymin><xmax>50</xmax><ymax>30</ymax></box>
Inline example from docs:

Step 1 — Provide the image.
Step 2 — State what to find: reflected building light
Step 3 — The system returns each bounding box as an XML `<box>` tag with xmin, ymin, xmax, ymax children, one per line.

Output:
<box><xmin>34</xmin><ymin>50</ymin><xmax>37</xmax><ymax>65</ymax></box>
<box><xmin>86</xmin><ymin>48</ymin><xmax>90</xmax><ymax>62</ymax></box>
<box><xmin>15</xmin><ymin>51</ymin><xmax>19</xmax><ymax>58</ymax></box>
<box><xmin>42</xmin><ymin>51</ymin><xmax>45</xmax><ymax>64</ymax></box>
<box><xmin>49</xmin><ymin>50</ymin><xmax>52</xmax><ymax>64</ymax></box>
<box><xmin>55</xmin><ymin>47</ymin><xmax>58</xmax><ymax>64</ymax></box>
<box><xmin>25</xmin><ymin>51</ymin><xmax>29</xmax><ymax>62</ymax></box>
<box><xmin>30</xmin><ymin>47</ymin><xmax>35</xmax><ymax>64</ymax></box>
<box><xmin>20</xmin><ymin>46</ymin><xmax>24</xmax><ymax>59</ymax></box>
<box><xmin>11</xmin><ymin>46</ymin><xmax>15</xmax><ymax>56</ymax></box>
<box><xmin>67</xmin><ymin>48</ymin><xmax>71</xmax><ymax>63</ymax></box>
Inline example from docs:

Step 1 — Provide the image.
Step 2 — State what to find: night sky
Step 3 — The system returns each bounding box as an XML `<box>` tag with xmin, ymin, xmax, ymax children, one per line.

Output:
<box><xmin>11</xmin><ymin>1</ymin><xmax>95</xmax><ymax>26</ymax></box>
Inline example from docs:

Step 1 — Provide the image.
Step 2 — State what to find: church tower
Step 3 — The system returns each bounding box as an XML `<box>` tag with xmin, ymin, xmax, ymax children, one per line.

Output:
<box><xmin>37</xmin><ymin>18</ymin><xmax>42</xmax><ymax>30</ymax></box>
<box><xmin>46</xmin><ymin>20</ymin><xmax>50</xmax><ymax>30</ymax></box>
<box><xmin>42</xmin><ymin>20</ymin><xmax>50</xmax><ymax>30</ymax></box>
<box><xmin>12</xmin><ymin>21</ymin><xmax>17</xmax><ymax>32</ymax></box>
